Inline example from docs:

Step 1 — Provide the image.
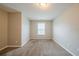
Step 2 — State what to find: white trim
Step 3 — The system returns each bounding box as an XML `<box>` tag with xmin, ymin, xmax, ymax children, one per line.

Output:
<box><xmin>31</xmin><ymin>38</ymin><xmax>50</xmax><ymax>40</ymax></box>
<box><xmin>21</xmin><ymin>42</ymin><xmax>26</xmax><ymax>47</ymax></box>
<box><xmin>53</xmin><ymin>39</ymin><xmax>76</xmax><ymax>56</ymax></box>
<box><xmin>21</xmin><ymin>39</ymin><xmax>30</xmax><ymax>47</ymax></box>
<box><xmin>8</xmin><ymin>45</ymin><xmax>21</xmax><ymax>47</ymax></box>
<box><xmin>0</xmin><ymin>45</ymin><xmax>8</xmax><ymax>51</ymax></box>
<box><xmin>0</xmin><ymin>45</ymin><xmax>21</xmax><ymax>51</ymax></box>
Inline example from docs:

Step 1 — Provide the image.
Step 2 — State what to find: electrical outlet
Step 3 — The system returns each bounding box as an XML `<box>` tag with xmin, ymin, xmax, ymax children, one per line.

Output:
<box><xmin>16</xmin><ymin>41</ymin><xmax>18</xmax><ymax>43</ymax></box>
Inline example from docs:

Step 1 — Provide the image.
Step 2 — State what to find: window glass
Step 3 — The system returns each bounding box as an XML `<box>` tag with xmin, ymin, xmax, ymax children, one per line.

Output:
<box><xmin>37</xmin><ymin>23</ymin><xmax>45</xmax><ymax>35</ymax></box>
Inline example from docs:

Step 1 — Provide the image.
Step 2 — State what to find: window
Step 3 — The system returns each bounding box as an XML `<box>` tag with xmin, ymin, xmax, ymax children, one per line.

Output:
<box><xmin>37</xmin><ymin>22</ymin><xmax>45</xmax><ymax>35</ymax></box>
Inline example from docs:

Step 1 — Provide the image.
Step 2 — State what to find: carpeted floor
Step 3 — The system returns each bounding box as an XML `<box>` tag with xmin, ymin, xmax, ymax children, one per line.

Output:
<box><xmin>0</xmin><ymin>39</ymin><xmax>72</xmax><ymax>56</ymax></box>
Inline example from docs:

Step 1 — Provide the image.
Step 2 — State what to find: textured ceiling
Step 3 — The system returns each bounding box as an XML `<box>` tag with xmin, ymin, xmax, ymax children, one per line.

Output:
<box><xmin>0</xmin><ymin>3</ymin><xmax>73</xmax><ymax>20</ymax></box>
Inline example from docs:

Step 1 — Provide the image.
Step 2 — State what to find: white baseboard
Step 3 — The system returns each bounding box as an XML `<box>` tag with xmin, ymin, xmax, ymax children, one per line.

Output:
<box><xmin>21</xmin><ymin>39</ymin><xmax>30</xmax><ymax>47</ymax></box>
<box><xmin>0</xmin><ymin>45</ymin><xmax>21</xmax><ymax>51</ymax></box>
<box><xmin>0</xmin><ymin>45</ymin><xmax>8</xmax><ymax>51</ymax></box>
<box><xmin>31</xmin><ymin>38</ymin><xmax>50</xmax><ymax>40</ymax></box>
<box><xmin>21</xmin><ymin>42</ymin><xmax>26</xmax><ymax>47</ymax></box>
<box><xmin>53</xmin><ymin>39</ymin><xmax>76</xmax><ymax>56</ymax></box>
<box><xmin>8</xmin><ymin>45</ymin><xmax>21</xmax><ymax>47</ymax></box>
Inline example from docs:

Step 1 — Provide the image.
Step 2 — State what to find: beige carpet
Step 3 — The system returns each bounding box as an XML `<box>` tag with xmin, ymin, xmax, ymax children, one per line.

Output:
<box><xmin>0</xmin><ymin>39</ymin><xmax>72</xmax><ymax>56</ymax></box>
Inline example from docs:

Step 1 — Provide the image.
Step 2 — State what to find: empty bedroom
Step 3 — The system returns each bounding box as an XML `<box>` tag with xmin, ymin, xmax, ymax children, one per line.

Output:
<box><xmin>0</xmin><ymin>3</ymin><xmax>79</xmax><ymax>56</ymax></box>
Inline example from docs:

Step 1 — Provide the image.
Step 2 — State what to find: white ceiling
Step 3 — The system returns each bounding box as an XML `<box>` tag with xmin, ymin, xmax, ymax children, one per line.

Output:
<box><xmin>0</xmin><ymin>3</ymin><xmax>73</xmax><ymax>20</ymax></box>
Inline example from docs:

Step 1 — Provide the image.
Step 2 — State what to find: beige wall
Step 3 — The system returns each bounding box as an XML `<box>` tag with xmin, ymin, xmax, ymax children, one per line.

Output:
<box><xmin>0</xmin><ymin>9</ymin><xmax>8</xmax><ymax>50</ymax></box>
<box><xmin>53</xmin><ymin>4</ymin><xmax>79</xmax><ymax>56</ymax></box>
<box><xmin>30</xmin><ymin>20</ymin><xmax>52</xmax><ymax>39</ymax></box>
<box><xmin>0</xmin><ymin>8</ymin><xmax>30</xmax><ymax>50</ymax></box>
<box><xmin>8</xmin><ymin>12</ymin><xmax>21</xmax><ymax>46</ymax></box>
<box><xmin>8</xmin><ymin>12</ymin><xmax>30</xmax><ymax>47</ymax></box>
